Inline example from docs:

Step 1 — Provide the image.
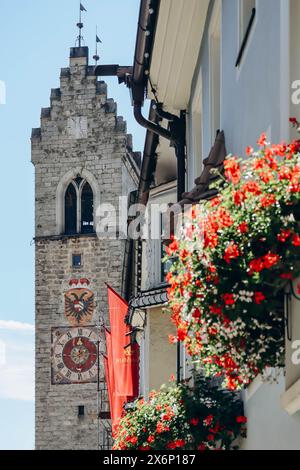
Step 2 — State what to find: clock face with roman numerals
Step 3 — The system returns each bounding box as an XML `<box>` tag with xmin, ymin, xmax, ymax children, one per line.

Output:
<box><xmin>51</xmin><ymin>326</ymin><xmax>98</xmax><ymax>384</ymax></box>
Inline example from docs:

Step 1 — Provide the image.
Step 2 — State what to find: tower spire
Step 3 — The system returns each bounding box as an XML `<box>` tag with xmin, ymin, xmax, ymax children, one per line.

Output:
<box><xmin>76</xmin><ymin>2</ymin><xmax>87</xmax><ymax>47</ymax></box>
<box><xmin>93</xmin><ymin>26</ymin><xmax>102</xmax><ymax>65</ymax></box>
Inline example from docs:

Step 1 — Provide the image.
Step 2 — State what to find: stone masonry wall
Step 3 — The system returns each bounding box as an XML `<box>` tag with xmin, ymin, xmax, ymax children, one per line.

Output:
<box><xmin>32</xmin><ymin>47</ymin><xmax>139</xmax><ymax>450</ymax></box>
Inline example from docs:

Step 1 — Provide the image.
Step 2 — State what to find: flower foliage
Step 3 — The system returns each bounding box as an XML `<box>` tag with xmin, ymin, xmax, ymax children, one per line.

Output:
<box><xmin>112</xmin><ymin>378</ymin><xmax>246</xmax><ymax>450</ymax></box>
<box><xmin>166</xmin><ymin>130</ymin><xmax>300</xmax><ymax>390</ymax></box>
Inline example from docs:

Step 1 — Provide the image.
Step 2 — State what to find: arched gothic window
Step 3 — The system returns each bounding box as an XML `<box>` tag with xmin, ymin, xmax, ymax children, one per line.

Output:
<box><xmin>81</xmin><ymin>182</ymin><xmax>94</xmax><ymax>233</ymax></box>
<box><xmin>65</xmin><ymin>182</ymin><xmax>77</xmax><ymax>234</ymax></box>
<box><xmin>64</xmin><ymin>176</ymin><xmax>94</xmax><ymax>235</ymax></box>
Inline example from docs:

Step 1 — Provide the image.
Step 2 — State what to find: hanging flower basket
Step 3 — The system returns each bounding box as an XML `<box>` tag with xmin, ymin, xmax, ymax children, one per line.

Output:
<box><xmin>166</xmin><ymin>130</ymin><xmax>300</xmax><ymax>390</ymax></box>
<box><xmin>112</xmin><ymin>378</ymin><xmax>246</xmax><ymax>450</ymax></box>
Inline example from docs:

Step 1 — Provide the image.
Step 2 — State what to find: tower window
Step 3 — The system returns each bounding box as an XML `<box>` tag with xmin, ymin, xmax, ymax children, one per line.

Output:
<box><xmin>81</xmin><ymin>182</ymin><xmax>94</xmax><ymax>233</ymax></box>
<box><xmin>64</xmin><ymin>176</ymin><xmax>94</xmax><ymax>235</ymax></box>
<box><xmin>65</xmin><ymin>183</ymin><xmax>77</xmax><ymax>235</ymax></box>
<box><xmin>78</xmin><ymin>405</ymin><xmax>85</xmax><ymax>417</ymax></box>
<box><xmin>72</xmin><ymin>254</ymin><xmax>82</xmax><ymax>268</ymax></box>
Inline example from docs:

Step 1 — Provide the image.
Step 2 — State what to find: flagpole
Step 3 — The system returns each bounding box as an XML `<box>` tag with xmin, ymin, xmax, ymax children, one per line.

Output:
<box><xmin>97</xmin><ymin>334</ymin><xmax>100</xmax><ymax>450</ymax></box>
<box><xmin>93</xmin><ymin>27</ymin><xmax>101</xmax><ymax>66</ymax></box>
<box><xmin>96</xmin><ymin>26</ymin><xmax>98</xmax><ymax>58</ymax></box>
<box><xmin>76</xmin><ymin>2</ymin><xmax>86</xmax><ymax>48</ymax></box>
<box><xmin>79</xmin><ymin>2</ymin><xmax>81</xmax><ymax>47</ymax></box>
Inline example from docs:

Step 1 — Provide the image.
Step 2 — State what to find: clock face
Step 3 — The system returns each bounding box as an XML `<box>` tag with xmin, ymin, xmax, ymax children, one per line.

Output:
<box><xmin>52</xmin><ymin>327</ymin><xmax>98</xmax><ymax>385</ymax></box>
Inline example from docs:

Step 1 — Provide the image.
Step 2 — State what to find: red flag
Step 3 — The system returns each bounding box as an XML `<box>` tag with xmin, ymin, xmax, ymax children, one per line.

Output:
<box><xmin>104</xmin><ymin>329</ymin><xmax>126</xmax><ymax>427</ymax></box>
<box><xmin>107</xmin><ymin>285</ymin><xmax>139</xmax><ymax>398</ymax></box>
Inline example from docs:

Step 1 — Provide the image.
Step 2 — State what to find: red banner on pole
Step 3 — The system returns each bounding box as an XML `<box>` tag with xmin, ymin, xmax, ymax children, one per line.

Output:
<box><xmin>107</xmin><ymin>285</ymin><xmax>139</xmax><ymax>398</ymax></box>
<box><xmin>103</xmin><ymin>285</ymin><xmax>139</xmax><ymax>427</ymax></box>
<box><xmin>104</xmin><ymin>330</ymin><xmax>126</xmax><ymax>427</ymax></box>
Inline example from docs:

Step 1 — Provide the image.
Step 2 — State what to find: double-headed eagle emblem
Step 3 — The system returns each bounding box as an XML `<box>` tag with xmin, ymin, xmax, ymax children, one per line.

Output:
<box><xmin>64</xmin><ymin>279</ymin><xmax>95</xmax><ymax>325</ymax></box>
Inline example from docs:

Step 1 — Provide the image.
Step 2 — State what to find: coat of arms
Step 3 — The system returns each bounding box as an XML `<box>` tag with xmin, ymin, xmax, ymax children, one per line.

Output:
<box><xmin>64</xmin><ymin>278</ymin><xmax>95</xmax><ymax>325</ymax></box>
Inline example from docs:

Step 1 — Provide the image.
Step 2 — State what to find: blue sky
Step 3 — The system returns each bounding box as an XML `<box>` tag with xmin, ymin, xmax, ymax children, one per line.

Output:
<box><xmin>0</xmin><ymin>0</ymin><xmax>144</xmax><ymax>450</ymax></box>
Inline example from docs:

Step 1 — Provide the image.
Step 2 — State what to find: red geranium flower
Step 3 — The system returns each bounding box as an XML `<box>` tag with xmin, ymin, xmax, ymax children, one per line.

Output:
<box><xmin>233</xmin><ymin>190</ymin><xmax>246</xmax><ymax>206</ymax></box>
<box><xmin>224</xmin><ymin>242</ymin><xmax>240</xmax><ymax>264</ymax></box>
<box><xmin>260</xmin><ymin>194</ymin><xmax>276</xmax><ymax>208</ymax></box>
<box><xmin>190</xmin><ymin>417</ymin><xmax>200</xmax><ymax>426</ymax></box>
<box><xmin>166</xmin><ymin>442</ymin><xmax>177</xmax><ymax>449</ymax></box>
<box><xmin>277</xmin><ymin>229</ymin><xmax>291</xmax><ymax>242</ymax></box>
<box><xmin>166</xmin><ymin>239</ymin><xmax>178</xmax><ymax>255</ymax></box>
<box><xmin>203</xmin><ymin>415</ymin><xmax>214</xmax><ymax>427</ymax></box>
<box><xmin>238</xmin><ymin>222</ymin><xmax>248</xmax><ymax>234</ymax></box>
<box><xmin>249</xmin><ymin>258</ymin><xmax>264</xmax><ymax>274</ymax></box>
<box><xmin>263</xmin><ymin>252</ymin><xmax>280</xmax><ymax>269</ymax></box>
<box><xmin>236</xmin><ymin>416</ymin><xmax>247</xmax><ymax>424</ymax></box>
<box><xmin>209</xmin><ymin>305</ymin><xmax>223</xmax><ymax>316</ymax></box>
<box><xmin>204</xmin><ymin>229</ymin><xmax>218</xmax><ymax>249</ymax></box>
<box><xmin>180</xmin><ymin>249</ymin><xmax>189</xmax><ymax>259</ymax></box>
<box><xmin>292</xmin><ymin>234</ymin><xmax>300</xmax><ymax>246</ymax></box>
<box><xmin>279</xmin><ymin>166</ymin><xmax>293</xmax><ymax>181</ymax></box>
<box><xmin>254</xmin><ymin>292</ymin><xmax>266</xmax><ymax>305</ymax></box>
<box><xmin>217</xmin><ymin>208</ymin><xmax>234</xmax><ymax>228</ymax></box>
<box><xmin>175</xmin><ymin>439</ymin><xmax>186</xmax><ymax>448</ymax></box>
<box><xmin>289</xmin><ymin>117</ymin><xmax>299</xmax><ymax>128</ymax></box>
<box><xmin>259</xmin><ymin>171</ymin><xmax>274</xmax><ymax>183</ymax></box>
<box><xmin>224</xmin><ymin>158</ymin><xmax>241</xmax><ymax>185</ymax></box>
<box><xmin>223</xmin><ymin>293</ymin><xmax>235</xmax><ymax>306</ymax></box>
<box><xmin>147</xmin><ymin>435</ymin><xmax>155</xmax><ymax>444</ymax></box>
<box><xmin>192</xmin><ymin>308</ymin><xmax>201</xmax><ymax>319</ymax></box>
<box><xmin>242</xmin><ymin>181</ymin><xmax>262</xmax><ymax>196</ymax></box>
<box><xmin>210</xmin><ymin>196</ymin><xmax>222</xmax><ymax>207</ymax></box>
<box><xmin>128</xmin><ymin>436</ymin><xmax>138</xmax><ymax>445</ymax></box>
<box><xmin>257</xmin><ymin>132</ymin><xmax>267</xmax><ymax>147</ymax></box>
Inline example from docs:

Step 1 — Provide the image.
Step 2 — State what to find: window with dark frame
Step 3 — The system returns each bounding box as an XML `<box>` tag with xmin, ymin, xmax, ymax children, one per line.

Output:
<box><xmin>72</xmin><ymin>254</ymin><xmax>82</xmax><ymax>268</ymax></box>
<box><xmin>64</xmin><ymin>177</ymin><xmax>94</xmax><ymax>235</ymax></box>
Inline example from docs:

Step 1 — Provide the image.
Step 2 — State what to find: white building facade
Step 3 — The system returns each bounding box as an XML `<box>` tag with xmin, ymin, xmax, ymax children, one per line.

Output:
<box><xmin>130</xmin><ymin>0</ymin><xmax>300</xmax><ymax>450</ymax></box>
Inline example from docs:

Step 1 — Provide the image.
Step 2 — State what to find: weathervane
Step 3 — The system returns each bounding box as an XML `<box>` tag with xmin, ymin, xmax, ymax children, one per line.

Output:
<box><xmin>76</xmin><ymin>2</ymin><xmax>87</xmax><ymax>47</ymax></box>
<box><xmin>93</xmin><ymin>26</ymin><xmax>102</xmax><ymax>65</ymax></box>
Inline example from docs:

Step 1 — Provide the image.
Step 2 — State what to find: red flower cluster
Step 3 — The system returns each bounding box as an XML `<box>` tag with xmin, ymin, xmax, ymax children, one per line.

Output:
<box><xmin>236</xmin><ymin>416</ymin><xmax>247</xmax><ymax>424</ymax></box>
<box><xmin>260</xmin><ymin>194</ymin><xmax>276</xmax><ymax>208</ymax></box>
<box><xmin>167</xmin><ymin>439</ymin><xmax>185</xmax><ymax>449</ymax></box>
<box><xmin>254</xmin><ymin>292</ymin><xmax>266</xmax><ymax>305</ymax></box>
<box><xmin>223</xmin><ymin>294</ymin><xmax>236</xmax><ymax>306</ymax></box>
<box><xmin>224</xmin><ymin>158</ymin><xmax>241</xmax><ymax>185</ymax></box>
<box><xmin>224</xmin><ymin>242</ymin><xmax>240</xmax><ymax>264</ymax></box>
<box><xmin>166</xmin><ymin>127</ymin><xmax>300</xmax><ymax>392</ymax></box>
<box><xmin>113</xmin><ymin>381</ymin><xmax>246</xmax><ymax>450</ymax></box>
<box><xmin>249</xmin><ymin>252</ymin><xmax>280</xmax><ymax>275</ymax></box>
<box><xmin>277</xmin><ymin>229</ymin><xmax>291</xmax><ymax>242</ymax></box>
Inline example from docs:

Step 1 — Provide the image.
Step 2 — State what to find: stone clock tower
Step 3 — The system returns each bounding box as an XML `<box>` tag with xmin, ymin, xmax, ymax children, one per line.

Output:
<box><xmin>31</xmin><ymin>46</ymin><xmax>139</xmax><ymax>450</ymax></box>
